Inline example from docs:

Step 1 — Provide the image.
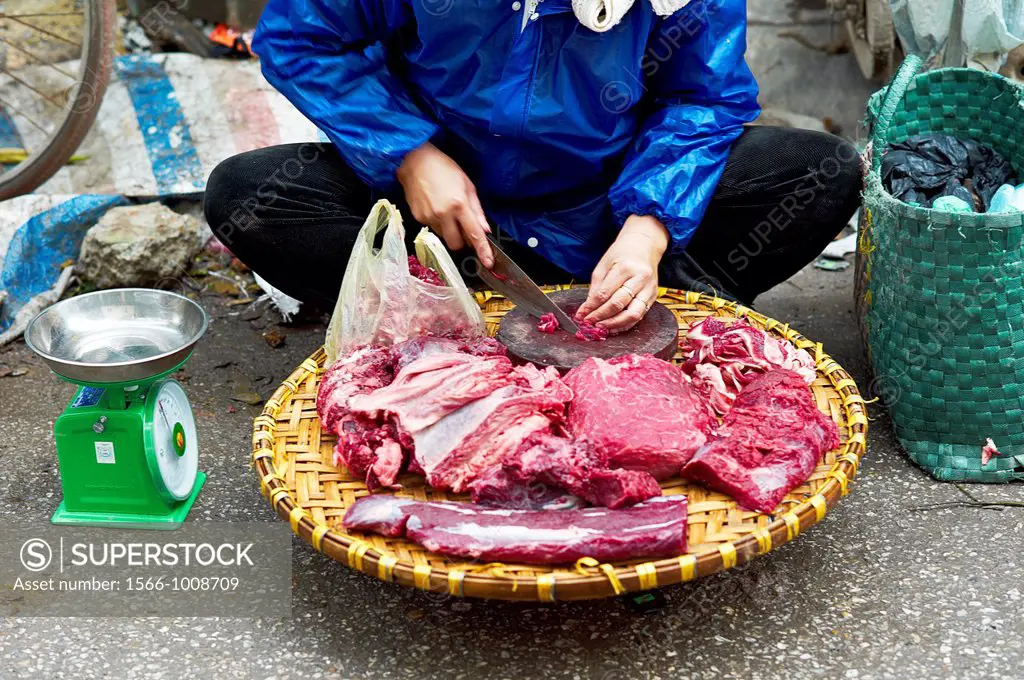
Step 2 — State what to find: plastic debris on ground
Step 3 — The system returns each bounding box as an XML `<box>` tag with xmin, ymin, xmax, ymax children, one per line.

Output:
<box><xmin>882</xmin><ymin>133</ymin><xmax>1016</xmax><ymax>212</ymax></box>
<box><xmin>814</xmin><ymin>258</ymin><xmax>850</xmax><ymax>272</ymax></box>
<box><xmin>120</xmin><ymin>15</ymin><xmax>153</xmax><ymax>54</ymax></box>
<box><xmin>982</xmin><ymin>438</ymin><xmax>1002</xmax><ymax>465</ymax></box>
<box><xmin>205</xmin><ymin>237</ymin><xmax>234</xmax><ymax>256</ymax></box>
<box><xmin>205</xmin><ymin>23</ymin><xmax>256</xmax><ymax>58</ymax></box>
<box><xmin>821</xmin><ymin>232</ymin><xmax>857</xmax><ymax>259</ymax></box>
<box><xmin>253</xmin><ymin>273</ymin><xmax>302</xmax><ymax>323</ymax></box>
<box><xmin>128</xmin><ymin>2</ymin><xmax>217</xmax><ymax>57</ymax></box>
<box><xmin>819</xmin><ymin>208</ymin><xmax>858</xmax><ymax>263</ymax></box>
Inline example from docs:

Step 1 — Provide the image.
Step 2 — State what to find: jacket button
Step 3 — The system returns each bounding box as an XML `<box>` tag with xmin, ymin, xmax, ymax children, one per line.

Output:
<box><xmin>512</xmin><ymin>1</ymin><xmax>521</xmax><ymax>8</ymax></box>
<box><xmin>527</xmin><ymin>237</ymin><xmax>539</xmax><ymax>248</ymax></box>
<box><xmin>530</xmin><ymin>12</ymin><xmax>539</xmax><ymax>20</ymax></box>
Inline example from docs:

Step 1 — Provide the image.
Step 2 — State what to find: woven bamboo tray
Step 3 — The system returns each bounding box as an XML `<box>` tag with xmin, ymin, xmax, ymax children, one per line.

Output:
<box><xmin>252</xmin><ymin>287</ymin><xmax>867</xmax><ymax>601</ymax></box>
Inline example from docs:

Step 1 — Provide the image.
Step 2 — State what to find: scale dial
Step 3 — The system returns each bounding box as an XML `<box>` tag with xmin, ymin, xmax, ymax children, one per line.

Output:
<box><xmin>144</xmin><ymin>380</ymin><xmax>200</xmax><ymax>501</ymax></box>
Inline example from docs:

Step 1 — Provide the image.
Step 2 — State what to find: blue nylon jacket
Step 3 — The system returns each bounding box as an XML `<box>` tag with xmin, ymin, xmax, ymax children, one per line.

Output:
<box><xmin>253</xmin><ymin>0</ymin><xmax>760</xmax><ymax>277</ymax></box>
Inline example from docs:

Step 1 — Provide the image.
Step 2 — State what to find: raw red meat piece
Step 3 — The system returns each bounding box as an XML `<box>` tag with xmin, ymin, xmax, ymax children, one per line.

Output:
<box><xmin>573</xmin><ymin>317</ymin><xmax>609</xmax><ymax>342</ymax></box>
<box><xmin>537</xmin><ymin>313</ymin><xmax>559</xmax><ymax>334</ymax></box>
<box><xmin>407</xmin><ymin>255</ymin><xmax>445</xmax><ymax>286</ymax></box>
<box><xmin>317</xmin><ymin>337</ymin><xmax>507</xmax><ymax>489</ymax></box>
<box><xmin>342</xmin><ymin>495</ymin><xmax>415</xmax><ymax>537</ymax></box>
<box><xmin>467</xmin><ymin>465</ymin><xmax>583</xmax><ymax>510</ymax></box>
<box><xmin>342</xmin><ymin>495</ymin><xmax>688</xmax><ymax>564</ymax></box>
<box><xmin>681</xmin><ymin>317</ymin><xmax>816</xmax><ymax>416</ymax></box>
<box><xmin>390</xmin><ymin>335</ymin><xmax>507</xmax><ymax>370</ymax></box>
<box><xmin>682</xmin><ymin>369</ymin><xmax>841</xmax><ymax>514</ymax></box>
<box><xmin>459</xmin><ymin>336</ymin><xmax>508</xmax><ymax>357</ymax></box>
<box><xmin>564</xmin><ymin>355</ymin><xmax>715</xmax><ymax>479</ymax></box>
<box><xmin>316</xmin><ymin>346</ymin><xmax>395</xmax><ymax>434</ymax></box>
<box><xmin>316</xmin><ymin>346</ymin><xmax>400</xmax><ymax>489</ymax></box>
<box><xmin>509</xmin><ymin>432</ymin><xmax>662</xmax><ymax>508</ymax></box>
<box><xmin>471</xmin><ymin>431</ymin><xmax>662</xmax><ymax>509</ymax></box>
<box><xmin>412</xmin><ymin>363</ymin><xmax>573</xmax><ymax>492</ymax></box>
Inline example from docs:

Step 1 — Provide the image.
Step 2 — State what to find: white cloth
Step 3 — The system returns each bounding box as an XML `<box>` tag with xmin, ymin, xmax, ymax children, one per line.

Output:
<box><xmin>571</xmin><ymin>0</ymin><xmax>691</xmax><ymax>32</ymax></box>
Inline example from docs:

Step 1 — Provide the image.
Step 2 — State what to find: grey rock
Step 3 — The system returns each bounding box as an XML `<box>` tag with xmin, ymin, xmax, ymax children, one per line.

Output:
<box><xmin>78</xmin><ymin>203</ymin><xmax>204</xmax><ymax>289</ymax></box>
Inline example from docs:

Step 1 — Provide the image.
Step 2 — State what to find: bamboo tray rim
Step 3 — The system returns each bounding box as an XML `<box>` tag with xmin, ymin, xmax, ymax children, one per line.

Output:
<box><xmin>252</xmin><ymin>287</ymin><xmax>867</xmax><ymax>601</ymax></box>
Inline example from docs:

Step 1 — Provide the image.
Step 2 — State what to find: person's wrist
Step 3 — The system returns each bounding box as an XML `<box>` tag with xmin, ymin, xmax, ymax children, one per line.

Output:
<box><xmin>620</xmin><ymin>214</ymin><xmax>670</xmax><ymax>259</ymax></box>
<box><xmin>397</xmin><ymin>142</ymin><xmax>438</xmax><ymax>184</ymax></box>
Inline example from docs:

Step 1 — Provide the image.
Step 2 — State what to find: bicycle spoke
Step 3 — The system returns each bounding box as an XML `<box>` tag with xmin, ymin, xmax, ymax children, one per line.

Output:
<box><xmin>0</xmin><ymin>36</ymin><xmax>77</xmax><ymax>80</ymax></box>
<box><xmin>0</xmin><ymin>13</ymin><xmax>86</xmax><ymax>19</ymax></box>
<box><xmin>0</xmin><ymin>67</ymin><xmax>68</xmax><ymax>107</ymax></box>
<box><xmin>0</xmin><ymin>94</ymin><xmax>52</xmax><ymax>136</ymax></box>
<box><xmin>1</xmin><ymin>16</ymin><xmax>79</xmax><ymax>47</ymax></box>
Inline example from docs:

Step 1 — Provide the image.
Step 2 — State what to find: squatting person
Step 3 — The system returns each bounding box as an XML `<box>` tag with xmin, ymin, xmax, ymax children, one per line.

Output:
<box><xmin>204</xmin><ymin>0</ymin><xmax>861</xmax><ymax>332</ymax></box>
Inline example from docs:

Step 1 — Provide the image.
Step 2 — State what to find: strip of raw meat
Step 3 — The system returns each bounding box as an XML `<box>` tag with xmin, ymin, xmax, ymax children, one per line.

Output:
<box><xmin>342</xmin><ymin>495</ymin><xmax>688</xmax><ymax>564</ymax></box>
<box><xmin>411</xmin><ymin>362</ymin><xmax>572</xmax><ymax>492</ymax></box>
<box><xmin>564</xmin><ymin>355</ymin><xmax>715</xmax><ymax>479</ymax></box>
<box><xmin>342</xmin><ymin>495</ymin><xmax>416</xmax><ymax>537</ymax></box>
<box><xmin>681</xmin><ymin>317</ymin><xmax>817</xmax><ymax>416</ymax></box>
<box><xmin>348</xmin><ymin>353</ymin><xmax>516</xmax><ymax>433</ymax></box>
<box><xmin>471</xmin><ymin>431</ymin><xmax>662</xmax><ymax>509</ymax></box>
<box><xmin>317</xmin><ymin>337</ymin><xmax>508</xmax><ymax>489</ymax></box>
<box><xmin>681</xmin><ymin>369</ymin><xmax>841</xmax><ymax>514</ymax></box>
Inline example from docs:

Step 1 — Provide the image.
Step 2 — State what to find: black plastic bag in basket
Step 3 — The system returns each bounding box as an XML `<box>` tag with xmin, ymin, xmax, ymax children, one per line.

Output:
<box><xmin>881</xmin><ymin>133</ymin><xmax>1015</xmax><ymax>210</ymax></box>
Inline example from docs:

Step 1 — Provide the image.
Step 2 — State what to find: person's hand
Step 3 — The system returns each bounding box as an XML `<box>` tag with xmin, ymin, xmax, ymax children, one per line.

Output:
<box><xmin>397</xmin><ymin>142</ymin><xmax>494</xmax><ymax>268</ymax></box>
<box><xmin>576</xmin><ymin>215</ymin><xmax>669</xmax><ymax>333</ymax></box>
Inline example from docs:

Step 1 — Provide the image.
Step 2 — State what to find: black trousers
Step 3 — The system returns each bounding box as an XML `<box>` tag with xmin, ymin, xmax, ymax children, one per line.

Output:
<box><xmin>204</xmin><ymin>126</ymin><xmax>861</xmax><ymax>308</ymax></box>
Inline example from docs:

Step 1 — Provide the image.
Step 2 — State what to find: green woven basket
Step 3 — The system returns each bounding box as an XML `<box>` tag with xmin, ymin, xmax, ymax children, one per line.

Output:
<box><xmin>859</xmin><ymin>55</ymin><xmax>1024</xmax><ymax>482</ymax></box>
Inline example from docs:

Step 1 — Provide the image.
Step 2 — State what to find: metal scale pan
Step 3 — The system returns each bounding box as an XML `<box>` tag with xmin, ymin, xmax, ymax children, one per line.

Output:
<box><xmin>25</xmin><ymin>288</ymin><xmax>208</xmax><ymax>385</ymax></box>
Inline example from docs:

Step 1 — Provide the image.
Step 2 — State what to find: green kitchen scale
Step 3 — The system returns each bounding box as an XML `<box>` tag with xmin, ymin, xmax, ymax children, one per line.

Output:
<box><xmin>25</xmin><ymin>289</ymin><xmax>209</xmax><ymax>529</ymax></box>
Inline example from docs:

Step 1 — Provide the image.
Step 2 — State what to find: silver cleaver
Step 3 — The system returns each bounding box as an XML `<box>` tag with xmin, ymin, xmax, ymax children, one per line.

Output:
<box><xmin>476</xmin><ymin>234</ymin><xmax>580</xmax><ymax>335</ymax></box>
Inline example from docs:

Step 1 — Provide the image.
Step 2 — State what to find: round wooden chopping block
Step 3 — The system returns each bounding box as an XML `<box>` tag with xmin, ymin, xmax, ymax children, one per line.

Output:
<box><xmin>496</xmin><ymin>288</ymin><xmax>679</xmax><ymax>372</ymax></box>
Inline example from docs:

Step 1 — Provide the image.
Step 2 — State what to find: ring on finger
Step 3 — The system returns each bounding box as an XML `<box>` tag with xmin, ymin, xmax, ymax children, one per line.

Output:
<box><xmin>633</xmin><ymin>296</ymin><xmax>651</xmax><ymax>312</ymax></box>
<box><xmin>621</xmin><ymin>283</ymin><xmax>636</xmax><ymax>298</ymax></box>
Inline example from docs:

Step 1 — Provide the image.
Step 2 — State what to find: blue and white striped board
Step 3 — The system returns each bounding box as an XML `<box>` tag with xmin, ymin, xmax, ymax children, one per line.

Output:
<box><xmin>3</xmin><ymin>54</ymin><xmax>322</xmax><ymax>198</ymax></box>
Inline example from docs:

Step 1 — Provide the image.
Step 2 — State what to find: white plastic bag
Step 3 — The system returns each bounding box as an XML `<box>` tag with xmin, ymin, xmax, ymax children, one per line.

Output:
<box><xmin>324</xmin><ymin>199</ymin><xmax>485</xmax><ymax>363</ymax></box>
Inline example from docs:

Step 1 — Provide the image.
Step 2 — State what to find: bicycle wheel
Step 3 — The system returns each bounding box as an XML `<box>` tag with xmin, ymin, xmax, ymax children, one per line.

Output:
<box><xmin>0</xmin><ymin>0</ymin><xmax>116</xmax><ymax>200</ymax></box>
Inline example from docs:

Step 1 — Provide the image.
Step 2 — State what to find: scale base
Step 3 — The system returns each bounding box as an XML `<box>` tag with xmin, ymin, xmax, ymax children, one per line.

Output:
<box><xmin>50</xmin><ymin>472</ymin><xmax>206</xmax><ymax>530</ymax></box>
